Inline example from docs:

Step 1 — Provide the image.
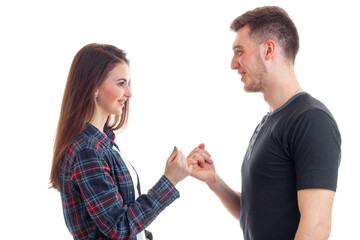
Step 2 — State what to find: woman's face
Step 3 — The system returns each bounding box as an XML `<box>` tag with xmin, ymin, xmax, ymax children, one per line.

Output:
<box><xmin>95</xmin><ymin>62</ymin><xmax>131</xmax><ymax>117</ymax></box>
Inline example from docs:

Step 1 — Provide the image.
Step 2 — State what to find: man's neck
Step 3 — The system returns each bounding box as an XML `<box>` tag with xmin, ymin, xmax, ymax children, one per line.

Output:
<box><xmin>263</xmin><ymin>68</ymin><xmax>301</xmax><ymax>112</ymax></box>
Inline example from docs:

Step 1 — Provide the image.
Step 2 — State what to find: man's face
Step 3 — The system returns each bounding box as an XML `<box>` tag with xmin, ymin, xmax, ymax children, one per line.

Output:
<box><xmin>231</xmin><ymin>25</ymin><xmax>268</xmax><ymax>93</ymax></box>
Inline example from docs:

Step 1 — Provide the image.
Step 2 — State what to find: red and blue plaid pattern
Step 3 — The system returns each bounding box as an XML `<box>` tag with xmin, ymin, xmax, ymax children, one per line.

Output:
<box><xmin>59</xmin><ymin>124</ymin><xmax>179</xmax><ymax>239</ymax></box>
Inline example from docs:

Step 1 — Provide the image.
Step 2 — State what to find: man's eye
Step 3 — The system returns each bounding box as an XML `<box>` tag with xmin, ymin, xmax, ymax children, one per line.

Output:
<box><xmin>237</xmin><ymin>50</ymin><xmax>243</xmax><ymax>56</ymax></box>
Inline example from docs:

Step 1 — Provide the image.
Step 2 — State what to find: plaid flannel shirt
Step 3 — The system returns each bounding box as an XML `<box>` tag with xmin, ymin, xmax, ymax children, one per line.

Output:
<box><xmin>59</xmin><ymin>124</ymin><xmax>179</xmax><ymax>240</ymax></box>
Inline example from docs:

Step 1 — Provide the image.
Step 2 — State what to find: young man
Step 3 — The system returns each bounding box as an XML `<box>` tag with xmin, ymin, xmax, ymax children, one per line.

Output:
<box><xmin>191</xmin><ymin>6</ymin><xmax>341</xmax><ymax>240</ymax></box>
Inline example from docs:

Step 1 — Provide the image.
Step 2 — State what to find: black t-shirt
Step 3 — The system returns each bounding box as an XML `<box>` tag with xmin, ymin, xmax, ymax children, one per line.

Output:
<box><xmin>240</xmin><ymin>92</ymin><xmax>341</xmax><ymax>240</ymax></box>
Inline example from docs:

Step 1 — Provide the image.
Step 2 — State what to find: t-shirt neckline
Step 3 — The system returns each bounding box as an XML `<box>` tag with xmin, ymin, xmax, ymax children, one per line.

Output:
<box><xmin>268</xmin><ymin>92</ymin><xmax>307</xmax><ymax>117</ymax></box>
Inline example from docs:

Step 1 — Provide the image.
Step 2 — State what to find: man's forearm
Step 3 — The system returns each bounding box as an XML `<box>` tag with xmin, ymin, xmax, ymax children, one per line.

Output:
<box><xmin>208</xmin><ymin>174</ymin><xmax>241</xmax><ymax>220</ymax></box>
<box><xmin>295</xmin><ymin>217</ymin><xmax>331</xmax><ymax>240</ymax></box>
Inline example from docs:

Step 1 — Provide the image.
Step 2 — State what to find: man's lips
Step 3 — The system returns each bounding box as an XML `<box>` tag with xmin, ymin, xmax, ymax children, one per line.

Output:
<box><xmin>239</xmin><ymin>72</ymin><xmax>246</xmax><ymax>82</ymax></box>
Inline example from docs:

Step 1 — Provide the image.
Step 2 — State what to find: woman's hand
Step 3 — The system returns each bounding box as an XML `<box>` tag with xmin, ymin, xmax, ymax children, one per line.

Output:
<box><xmin>164</xmin><ymin>147</ymin><xmax>196</xmax><ymax>186</ymax></box>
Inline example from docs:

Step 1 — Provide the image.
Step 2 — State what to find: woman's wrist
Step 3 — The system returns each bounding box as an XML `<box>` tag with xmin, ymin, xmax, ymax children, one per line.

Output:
<box><xmin>164</xmin><ymin>174</ymin><xmax>179</xmax><ymax>186</ymax></box>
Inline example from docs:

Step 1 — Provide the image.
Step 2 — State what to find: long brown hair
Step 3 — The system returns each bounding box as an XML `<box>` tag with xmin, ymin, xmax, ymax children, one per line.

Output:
<box><xmin>50</xmin><ymin>43</ymin><xmax>130</xmax><ymax>190</ymax></box>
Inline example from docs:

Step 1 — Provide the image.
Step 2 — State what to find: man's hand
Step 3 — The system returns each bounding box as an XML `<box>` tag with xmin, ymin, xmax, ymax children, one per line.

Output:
<box><xmin>187</xmin><ymin>144</ymin><xmax>241</xmax><ymax>219</ymax></box>
<box><xmin>187</xmin><ymin>143</ymin><xmax>216</xmax><ymax>185</ymax></box>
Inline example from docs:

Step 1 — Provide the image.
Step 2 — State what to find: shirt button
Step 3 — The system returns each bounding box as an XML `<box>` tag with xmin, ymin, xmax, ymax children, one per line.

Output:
<box><xmin>171</xmin><ymin>197</ymin><xmax>175</xmax><ymax>201</ymax></box>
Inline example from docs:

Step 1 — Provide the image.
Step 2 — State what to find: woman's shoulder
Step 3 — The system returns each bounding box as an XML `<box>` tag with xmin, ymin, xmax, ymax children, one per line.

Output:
<box><xmin>62</xmin><ymin>125</ymin><xmax>111</xmax><ymax>166</ymax></box>
<box><xmin>70</xmin><ymin>125</ymin><xmax>111</xmax><ymax>153</ymax></box>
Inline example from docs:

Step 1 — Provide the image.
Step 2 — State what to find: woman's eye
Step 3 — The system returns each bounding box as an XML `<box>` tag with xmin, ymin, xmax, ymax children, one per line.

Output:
<box><xmin>118</xmin><ymin>82</ymin><xmax>125</xmax><ymax>87</ymax></box>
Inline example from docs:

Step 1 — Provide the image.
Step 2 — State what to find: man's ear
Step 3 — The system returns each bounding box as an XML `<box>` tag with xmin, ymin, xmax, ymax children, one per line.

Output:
<box><xmin>264</xmin><ymin>39</ymin><xmax>276</xmax><ymax>61</ymax></box>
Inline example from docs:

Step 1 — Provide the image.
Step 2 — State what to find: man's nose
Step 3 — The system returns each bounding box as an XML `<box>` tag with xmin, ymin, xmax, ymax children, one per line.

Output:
<box><xmin>231</xmin><ymin>57</ymin><xmax>239</xmax><ymax>70</ymax></box>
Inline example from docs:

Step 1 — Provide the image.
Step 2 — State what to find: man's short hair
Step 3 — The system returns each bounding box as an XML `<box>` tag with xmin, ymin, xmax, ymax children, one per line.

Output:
<box><xmin>230</xmin><ymin>6</ymin><xmax>299</xmax><ymax>63</ymax></box>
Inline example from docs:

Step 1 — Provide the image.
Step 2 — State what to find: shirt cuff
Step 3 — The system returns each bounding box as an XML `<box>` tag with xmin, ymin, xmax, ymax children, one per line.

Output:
<box><xmin>148</xmin><ymin>175</ymin><xmax>180</xmax><ymax>210</ymax></box>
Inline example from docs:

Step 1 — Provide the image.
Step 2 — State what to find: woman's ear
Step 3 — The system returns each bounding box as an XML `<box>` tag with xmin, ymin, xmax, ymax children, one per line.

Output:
<box><xmin>94</xmin><ymin>89</ymin><xmax>99</xmax><ymax>99</ymax></box>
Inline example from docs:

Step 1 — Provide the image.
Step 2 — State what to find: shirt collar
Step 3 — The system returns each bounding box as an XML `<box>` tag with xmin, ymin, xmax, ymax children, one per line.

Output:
<box><xmin>84</xmin><ymin>123</ymin><xmax>116</xmax><ymax>147</ymax></box>
<box><xmin>104</xmin><ymin>125</ymin><xmax>115</xmax><ymax>141</ymax></box>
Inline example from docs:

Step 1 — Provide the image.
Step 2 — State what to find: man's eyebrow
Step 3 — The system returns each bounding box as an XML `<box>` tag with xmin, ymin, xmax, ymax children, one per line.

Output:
<box><xmin>233</xmin><ymin>45</ymin><xmax>243</xmax><ymax>51</ymax></box>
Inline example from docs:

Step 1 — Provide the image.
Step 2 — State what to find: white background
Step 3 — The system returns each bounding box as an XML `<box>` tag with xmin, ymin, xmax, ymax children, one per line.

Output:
<box><xmin>1</xmin><ymin>0</ymin><xmax>359</xmax><ymax>239</ymax></box>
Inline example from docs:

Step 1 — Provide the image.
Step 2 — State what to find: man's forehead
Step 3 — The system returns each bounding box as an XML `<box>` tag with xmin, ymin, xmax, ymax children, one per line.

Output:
<box><xmin>232</xmin><ymin>26</ymin><xmax>252</xmax><ymax>50</ymax></box>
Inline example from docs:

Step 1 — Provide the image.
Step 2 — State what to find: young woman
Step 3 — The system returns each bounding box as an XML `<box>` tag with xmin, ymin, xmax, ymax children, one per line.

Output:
<box><xmin>49</xmin><ymin>43</ymin><xmax>210</xmax><ymax>240</ymax></box>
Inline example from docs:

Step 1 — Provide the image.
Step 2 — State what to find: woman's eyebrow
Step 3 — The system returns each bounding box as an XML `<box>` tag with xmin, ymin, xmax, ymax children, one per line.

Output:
<box><xmin>116</xmin><ymin>78</ymin><xmax>128</xmax><ymax>82</ymax></box>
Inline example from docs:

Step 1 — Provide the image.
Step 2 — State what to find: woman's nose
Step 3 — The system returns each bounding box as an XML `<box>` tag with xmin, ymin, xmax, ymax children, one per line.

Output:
<box><xmin>125</xmin><ymin>85</ymin><xmax>132</xmax><ymax>98</ymax></box>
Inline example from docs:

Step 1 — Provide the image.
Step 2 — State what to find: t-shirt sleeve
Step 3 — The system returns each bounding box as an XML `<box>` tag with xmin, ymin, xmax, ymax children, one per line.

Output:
<box><xmin>290</xmin><ymin>109</ymin><xmax>341</xmax><ymax>191</ymax></box>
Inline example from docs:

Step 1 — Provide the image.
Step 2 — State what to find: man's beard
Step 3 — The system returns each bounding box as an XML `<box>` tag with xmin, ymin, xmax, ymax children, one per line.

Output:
<box><xmin>244</xmin><ymin>57</ymin><xmax>268</xmax><ymax>93</ymax></box>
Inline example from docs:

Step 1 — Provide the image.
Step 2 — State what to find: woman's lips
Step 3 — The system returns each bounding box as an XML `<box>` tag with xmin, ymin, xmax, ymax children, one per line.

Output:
<box><xmin>118</xmin><ymin>100</ymin><xmax>125</xmax><ymax>106</ymax></box>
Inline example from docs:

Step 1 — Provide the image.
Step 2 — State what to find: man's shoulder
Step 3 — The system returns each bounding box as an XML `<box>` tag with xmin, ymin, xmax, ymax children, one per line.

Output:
<box><xmin>293</xmin><ymin>93</ymin><xmax>335</xmax><ymax>122</ymax></box>
<box><xmin>278</xmin><ymin>93</ymin><xmax>333</xmax><ymax>120</ymax></box>
<box><xmin>270</xmin><ymin>93</ymin><xmax>338</xmax><ymax>137</ymax></box>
